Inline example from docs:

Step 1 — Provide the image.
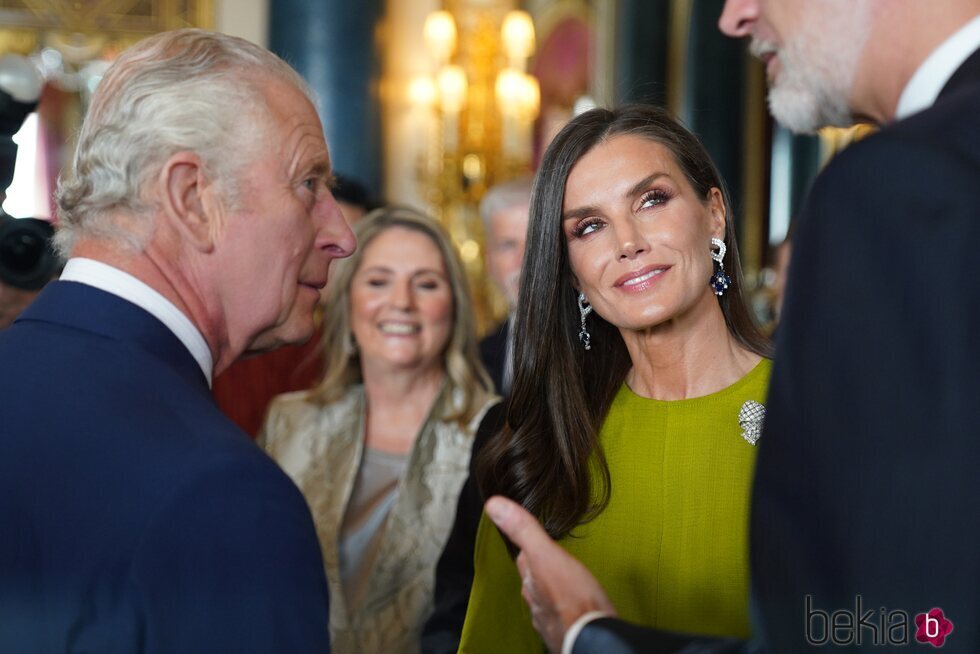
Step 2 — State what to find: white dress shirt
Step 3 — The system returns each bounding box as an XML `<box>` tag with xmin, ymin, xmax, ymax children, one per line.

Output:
<box><xmin>60</xmin><ymin>258</ymin><xmax>214</xmax><ymax>386</ymax></box>
<box><xmin>896</xmin><ymin>13</ymin><xmax>980</xmax><ymax>120</ymax></box>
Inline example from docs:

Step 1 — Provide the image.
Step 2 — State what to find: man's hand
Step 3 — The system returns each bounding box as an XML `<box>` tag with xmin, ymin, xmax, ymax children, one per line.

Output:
<box><xmin>485</xmin><ymin>495</ymin><xmax>617</xmax><ymax>653</ymax></box>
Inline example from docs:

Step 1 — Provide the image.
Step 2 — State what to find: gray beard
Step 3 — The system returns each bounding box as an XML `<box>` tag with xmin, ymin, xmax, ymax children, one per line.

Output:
<box><xmin>767</xmin><ymin>43</ymin><xmax>857</xmax><ymax>133</ymax></box>
<box><xmin>763</xmin><ymin>2</ymin><xmax>870</xmax><ymax>134</ymax></box>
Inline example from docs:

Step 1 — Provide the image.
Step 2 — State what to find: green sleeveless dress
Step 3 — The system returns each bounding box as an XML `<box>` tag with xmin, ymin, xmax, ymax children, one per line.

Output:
<box><xmin>458</xmin><ymin>359</ymin><xmax>771</xmax><ymax>652</ymax></box>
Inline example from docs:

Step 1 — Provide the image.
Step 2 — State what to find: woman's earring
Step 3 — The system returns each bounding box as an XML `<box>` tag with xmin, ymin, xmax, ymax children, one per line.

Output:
<box><xmin>577</xmin><ymin>292</ymin><xmax>593</xmax><ymax>350</ymax></box>
<box><xmin>709</xmin><ymin>237</ymin><xmax>732</xmax><ymax>296</ymax></box>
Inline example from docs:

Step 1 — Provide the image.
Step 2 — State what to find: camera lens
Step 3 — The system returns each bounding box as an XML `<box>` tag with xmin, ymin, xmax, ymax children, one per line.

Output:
<box><xmin>1</xmin><ymin>229</ymin><xmax>44</xmax><ymax>270</ymax></box>
<box><xmin>0</xmin><ymin>215</ymin><xmax>57</xmax><ymax>290</ymax></box>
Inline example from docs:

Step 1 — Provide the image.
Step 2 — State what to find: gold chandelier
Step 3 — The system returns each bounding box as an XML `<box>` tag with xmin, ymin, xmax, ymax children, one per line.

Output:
<box><xmin>410</xmin><ymin>6</ymin><xmax>539</xmax><ymax>237</ymax></box>
<box><xmin>407</xmin><ymin>3</ymin><xmax>539</xmax><ymax>332</ymax></box>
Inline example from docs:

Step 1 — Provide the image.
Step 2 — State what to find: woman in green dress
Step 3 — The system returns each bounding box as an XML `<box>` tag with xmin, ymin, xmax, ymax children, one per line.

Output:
<box><xmin>459</xmin><ymin>104</ymin><xmax>773</xmax><ymax>652</ymax></box>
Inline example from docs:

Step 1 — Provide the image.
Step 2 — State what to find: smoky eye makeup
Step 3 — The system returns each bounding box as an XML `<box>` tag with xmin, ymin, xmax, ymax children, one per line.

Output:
<box><xmin>570</xmin><ymin>217</ymin><xmax>605</xmax><ymax>238</ymax></box>
<box><xmin>637</xmin><ymin>187</ymin><xmax>673</xmax><ymax>210</ymax></box>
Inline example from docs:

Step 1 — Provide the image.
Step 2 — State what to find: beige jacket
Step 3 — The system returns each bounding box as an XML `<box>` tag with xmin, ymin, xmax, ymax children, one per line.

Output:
<box><xmin>261</xmin><ymin>383</ymin><xmax>497</xmax><ymax>653</ymax></box>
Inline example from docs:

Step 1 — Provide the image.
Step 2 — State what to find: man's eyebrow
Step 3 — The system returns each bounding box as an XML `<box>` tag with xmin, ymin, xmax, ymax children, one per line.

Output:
<box><xmin>308</xmin><ymin>161</ymin><xmax>331</xmax><ymax>180</ymax></box>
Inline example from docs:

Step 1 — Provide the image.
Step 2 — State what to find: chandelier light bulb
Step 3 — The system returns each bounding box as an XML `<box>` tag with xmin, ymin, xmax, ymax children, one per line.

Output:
<box><xmin>424</xmin><ymin>10</ymin><xmax>458</xmax><ymax>63</ymax></box>
<box><xmin>501</xmin><ymin>10</ymin><xmax>535</xmax><ymax>63</ymax></box>
<box><xmin>437</xmin><ymin>65</ymin><xmax>468</xmax><ymax>114</ymax></box>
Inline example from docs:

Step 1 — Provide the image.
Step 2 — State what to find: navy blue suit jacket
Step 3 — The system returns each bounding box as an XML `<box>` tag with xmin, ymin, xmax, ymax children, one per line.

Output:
<box><xmin>0</xmin><ymin>282</ymin><xmax>331</xmax><ymax>653</ymax></box>
<box><xmin>573</xmin><ymin>46</ymin><xmax>980</xmax><ymax>654</ymax></box>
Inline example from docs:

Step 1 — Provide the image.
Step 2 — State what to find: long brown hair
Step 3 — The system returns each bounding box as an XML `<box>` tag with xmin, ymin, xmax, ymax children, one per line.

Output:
<box><xmin>477</xmin><ymin>104</ymin><xmax>771</xmax><ymax>539</ymax></box>
<box><xmin>307</xmin><ymin>205</ymin><xmax>493</xmax><ymax>426</ymax></box>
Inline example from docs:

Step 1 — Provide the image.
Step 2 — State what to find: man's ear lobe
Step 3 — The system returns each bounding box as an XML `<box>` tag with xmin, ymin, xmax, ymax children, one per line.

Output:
<box><xmin>159</xmin><ymin>152</ymin><xmax>216</xmax><ymax>253</ymax></box>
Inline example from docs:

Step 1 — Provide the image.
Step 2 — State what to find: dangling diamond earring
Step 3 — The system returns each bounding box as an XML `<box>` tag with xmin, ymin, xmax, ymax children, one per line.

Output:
<box><xmin>709</xmin><ymin>237</ymin><xmax>732</xmax><ymax>296</ymax></box>
<box><xmin>577</xmin><ymin>292</ymin><xmax>593</xmax><ymax>350</ymax></box>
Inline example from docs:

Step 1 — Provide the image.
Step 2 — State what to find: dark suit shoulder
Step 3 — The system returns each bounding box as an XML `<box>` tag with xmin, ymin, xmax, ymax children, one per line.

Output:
<box><xmin>128</xmin><ymin>456</ymin><xmax>331</xmax><ymax>653</ymax></box>
<box><xmin>0</xmin><ymin>317</ymin><xmax>331</xmax><ymax>653</ymax></box>
<box><xmin>799</xmin><ymin>97</ymin><xmax>979</xmax><ymax>242</ymax></box>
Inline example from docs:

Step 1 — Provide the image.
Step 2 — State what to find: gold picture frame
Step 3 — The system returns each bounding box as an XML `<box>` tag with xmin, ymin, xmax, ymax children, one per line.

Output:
<box><xmin>0</xmin><ymin>0</ymin><xmax>214</xmax><ymax>58</ymax></box>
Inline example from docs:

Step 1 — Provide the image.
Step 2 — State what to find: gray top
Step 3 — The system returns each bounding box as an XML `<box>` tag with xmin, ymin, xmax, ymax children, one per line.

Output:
<box><xmin>338</xmin><ymin>446</ymin><xmax>409</xmax><ymax>611</ymax></box>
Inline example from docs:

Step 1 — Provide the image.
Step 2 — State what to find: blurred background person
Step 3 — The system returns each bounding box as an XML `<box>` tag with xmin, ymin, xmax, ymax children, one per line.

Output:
<box><xmin>211</xmin><ymin>174</ymin><xmax>378</xmax><ymax>437</ymax></box>
<box><xmin>333</xmin><ymin>172</ymin><xmax>379</xmax><ymax>226</ymax></box>
<box><xmin>477</xmin><ymin>176</ymin><xmax>532</xmax><ymax>395</ymax></box>
<box><xmin>262</xmin><ymin>206</ymin><xmax>498</xmax><ymax>654</ymax></box>
<box><xmin>459</xmin><ymin>104</ymin><xmax>772</xmax><ymax>652</ymax></box>
<box><xmin>420</xmin><ymin>176</ymin><xmax>532</xmax><ymax>652</ymax></box>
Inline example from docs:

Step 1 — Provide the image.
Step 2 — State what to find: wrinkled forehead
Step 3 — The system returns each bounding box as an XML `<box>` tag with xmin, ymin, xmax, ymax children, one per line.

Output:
<box><xmin>250</xmin><ymin>74</ymin><xmax>329</xmax><ymax>162</ymax></box>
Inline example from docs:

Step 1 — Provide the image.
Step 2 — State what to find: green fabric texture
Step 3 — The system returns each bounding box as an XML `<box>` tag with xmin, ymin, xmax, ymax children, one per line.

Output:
<box><xmin>459</xmin><ymin>359</ymin><xmax>772</xmax><ymax>652</ymax></box>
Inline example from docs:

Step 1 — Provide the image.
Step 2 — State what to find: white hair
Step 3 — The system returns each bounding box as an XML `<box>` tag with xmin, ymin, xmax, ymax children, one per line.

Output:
<box><xmin>757</xmin><ymin>0</ymin><xmax>872</xmax><ymax>134</ymax></box>
<box><xmin>55</xmin><ymin>29</ymin><xmax>315</xmax><ymax>256</ymax></box>
<box><xmin>478</xmin><ymin>176</ymin><xmax>533</xmax><ymax>230</ymax></box>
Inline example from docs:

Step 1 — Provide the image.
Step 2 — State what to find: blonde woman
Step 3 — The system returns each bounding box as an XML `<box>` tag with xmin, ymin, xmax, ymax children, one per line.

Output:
<box><xmin>262</xmin><ymin>206</ymin><xmax>498</xmax><ymax>653</ymax></box>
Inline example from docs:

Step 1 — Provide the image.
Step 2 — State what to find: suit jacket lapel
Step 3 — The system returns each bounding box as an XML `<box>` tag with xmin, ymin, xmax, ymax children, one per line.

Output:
<box><xmin>939</xmin><ymin>45</ymin><xmax>980</xmax><ymax>98</ymax></box>
<box><xmin>18</xmin><ymin>281</ymin><xmax>211</xmax><ymax>396</ymax></box>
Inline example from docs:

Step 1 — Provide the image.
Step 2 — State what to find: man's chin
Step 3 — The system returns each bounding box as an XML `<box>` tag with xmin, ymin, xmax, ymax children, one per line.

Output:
<box><xmin>769</xmin><ymin>86</ymin><xmax>855</xmax><ymax>134</ymax></box>
<box><xmin>244</xmin><ymin>318</ymin><xmax>315</xmax><ymax>356</ymax></box>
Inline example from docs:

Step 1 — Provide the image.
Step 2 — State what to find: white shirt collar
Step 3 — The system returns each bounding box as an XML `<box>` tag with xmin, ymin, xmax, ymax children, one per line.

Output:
<box><xmin>60</xmin><ymin>258</ymin><xmax>214</xmax><ymax>387</ymax></box>
<box><xmin>896</xmin><ymin>13</ymin><xmax>980</xmax><ymax>120</ymax></box>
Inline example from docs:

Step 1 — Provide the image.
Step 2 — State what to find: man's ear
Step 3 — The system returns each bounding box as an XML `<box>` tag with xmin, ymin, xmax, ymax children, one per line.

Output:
<box><xmin>708</xmin><ymin>187</ymin><xmax>727</xmax><ymax>239</ymax></box>
<box><xmin>158</xmin><ymin>152</ymin><xmax>217</xmax><ymax>253</ymax></box>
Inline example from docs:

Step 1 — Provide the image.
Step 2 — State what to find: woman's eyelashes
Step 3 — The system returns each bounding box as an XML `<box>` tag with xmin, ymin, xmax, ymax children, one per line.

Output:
<box><xmin>637</xmin><ymin>188</ymin><xmax>671</xmax><ymax>210</ymax></box>
<box><xmin>571</xmin><ymin>217</ymin><xmax>605</xmax><ymax>238</ymax></box>
<box><xmin>569</xmin><ymin>188</ymin><xmax>673</xmax><ymax>238</ymax></box>
<box><xmin>364</xmin><ymin>275</ymin><xmax>445</xmax><ymax>291</ymax></box>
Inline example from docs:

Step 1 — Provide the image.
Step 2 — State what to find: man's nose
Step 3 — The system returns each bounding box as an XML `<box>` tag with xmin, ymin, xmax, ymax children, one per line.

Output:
<box><xmin>315</xmin><ymin>191</ymin><xmax>356</xmax><ymax>259</ymax></box>
<box><xmin>718</xmin><ymin>0</ymin><xmax>758</xmax><ymax>38</ymax></box>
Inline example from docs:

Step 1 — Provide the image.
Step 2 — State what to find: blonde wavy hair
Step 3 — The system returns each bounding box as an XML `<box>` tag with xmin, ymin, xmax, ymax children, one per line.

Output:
<box><xmin>308</xmin><ymin>206</ymin><xmax>493</xmax><ymax>426</ymax></box>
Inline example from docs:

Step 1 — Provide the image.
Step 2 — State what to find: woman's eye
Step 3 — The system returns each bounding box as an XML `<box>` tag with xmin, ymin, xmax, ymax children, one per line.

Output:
<box><xmin>639</xmin><ymin>189</ymin><xmax>670</xmax><ymax>209</ymax></box>
<box><xmin>573</xmin><ymin>219</ymin><xmax>604</xmax><ymax>237</ymax></box>
<box><xmin>366</xmin><ymin>278</ymin><xmax>387</xmax><ymax>287</ymax></box>
<box><xmin>417</xmin><ymin>280</ymin><xmax>441</xmax><ymax>290</ymax></box>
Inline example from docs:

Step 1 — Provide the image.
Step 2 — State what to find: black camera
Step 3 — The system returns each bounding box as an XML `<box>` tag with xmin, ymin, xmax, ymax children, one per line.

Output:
<box><xmin>0</xmin><ymin>55</ymin><xmax>55</xmax><ymax>291</ymax></box>
<box><xmin>0</xmin><ymin>214</ymin><xmax>57</xmax><ymax>290</ymax></box>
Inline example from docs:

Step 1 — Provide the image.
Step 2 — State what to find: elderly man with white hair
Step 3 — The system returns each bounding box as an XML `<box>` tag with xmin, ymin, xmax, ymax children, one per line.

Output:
<box><xmin>0</xmin><ymin>29</ymin><xmax>355</xmax><ymax>653</ymax></box>
<box><xmin>477</xmin><ymin>176</ymin><xmax>532</xmax><ymax>395</ymax></box>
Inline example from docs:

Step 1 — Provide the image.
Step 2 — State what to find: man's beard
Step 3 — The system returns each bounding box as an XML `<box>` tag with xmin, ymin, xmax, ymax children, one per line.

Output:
<box><xmin>753</xmin><ymin>8</ymin><xmax>870</xmax><ymax>134</ymax></box>
<box><xmin>766</xmin><ymin>41</ymin><xmax>853</xmax><ymax>133</ymax></box>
